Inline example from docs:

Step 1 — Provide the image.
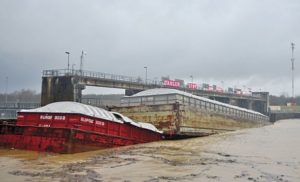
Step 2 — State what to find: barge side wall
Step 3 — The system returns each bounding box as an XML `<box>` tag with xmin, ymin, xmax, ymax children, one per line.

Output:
<box><xmin>113</xmin><ymin>103</ymin><xmax>269</xmax><ymax>136</ymax></box>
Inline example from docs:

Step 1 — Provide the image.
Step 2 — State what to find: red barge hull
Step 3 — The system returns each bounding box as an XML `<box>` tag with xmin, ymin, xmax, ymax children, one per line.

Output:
<box><xmin>0</xmin><ymin>105</ymin><xmax>162</xmax><ymax>153</ymax></box>
<box><xmin>0</xmin><ymin>124</ymin><xmax>160</xmax><ymax>153</ymax></box>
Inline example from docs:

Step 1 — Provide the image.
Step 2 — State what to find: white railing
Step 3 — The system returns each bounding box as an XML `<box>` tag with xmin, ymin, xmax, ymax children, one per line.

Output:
<box><xmin>43</xmin><ymin>69</ymin><xmax>161</xmax><ymax>86</ymax></box>
<box><xmin>42</xmin><ymin>69</ymin><xmax>264</xmax><ymax>99</ymax></box>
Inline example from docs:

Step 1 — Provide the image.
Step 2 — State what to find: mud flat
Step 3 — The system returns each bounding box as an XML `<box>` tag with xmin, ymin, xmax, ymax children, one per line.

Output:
<box><xmin>0</xmin><ymin>119</ymin><xmax>300</xmax><ymax>182</ymax></box>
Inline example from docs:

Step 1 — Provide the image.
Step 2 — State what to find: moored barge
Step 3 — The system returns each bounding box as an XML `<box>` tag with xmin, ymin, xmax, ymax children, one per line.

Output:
<box><xmin>112</xmin><ymin>88</ymin><xmax>271</xmax><ymax>137</ymax></box>
<box><xmin>0</xmin><ymin>102</ymin><xmax>162</xmax><ymax>153</ymax></box>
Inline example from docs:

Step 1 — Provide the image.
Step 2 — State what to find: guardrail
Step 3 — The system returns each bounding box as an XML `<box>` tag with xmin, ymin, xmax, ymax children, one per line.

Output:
<box><xmin>43</xmin><ymin>69</ymin><xmax>162</xmax><ymax>85</ymax></box>
<box><xmin>270</xmin><ymin>106</ymin><xmax>300</xmax><ymax>113</ymax></box>
<box><xmin>0</xmin><ymin>102</ymin><xmax>40</xmax><ymax>109</ymax></box>
<box><xmin>42</xmin><ymin>69</ymin><xmax>264</xmax><ymax>99</ymax></box>
<box><xmin>0</xmin><ymin>102</ymin><xmax>40</xmax><ymax>119</ymax></box>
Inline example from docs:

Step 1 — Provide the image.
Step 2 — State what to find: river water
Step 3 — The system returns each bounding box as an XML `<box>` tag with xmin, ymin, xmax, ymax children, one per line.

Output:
<box><xmin>0</xmin><ymin>119</ymin><xmax>299</xmax><ymax>182</ymax></box>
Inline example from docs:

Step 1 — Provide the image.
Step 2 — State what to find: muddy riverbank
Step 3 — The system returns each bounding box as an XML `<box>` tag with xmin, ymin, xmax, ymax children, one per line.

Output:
<box><xmin>0</xmin><ymin>119</ymin><xmax>300</xmax><ymax>181</ymax></box>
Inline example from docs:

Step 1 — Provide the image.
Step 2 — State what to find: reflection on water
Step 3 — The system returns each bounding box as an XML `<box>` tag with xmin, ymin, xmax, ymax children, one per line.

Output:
<box><xmin>0</xmin><ymin>119</ymin><xmax>300</xmax><ymax>182</ymax></box>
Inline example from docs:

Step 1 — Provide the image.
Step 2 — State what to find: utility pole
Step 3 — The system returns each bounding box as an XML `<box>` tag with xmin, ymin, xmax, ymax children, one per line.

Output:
<box><xmin>80</xmin><ymin>50</ymin><xmax>87</xmax><ymax>75</ymax></box>
<box><xmin>65</xmin><ymin>51</ymin><xmax>70</xmax><ymax>71</ymax></box>
<box><xmin>78</xmin><ymin>51</ymin><xmax>87</xmax><ymax>103</ymax></box>
<box><xmin>144</xmin><ymin>66</ymin><xmax>148</xmax><ymax>84</ymax></box>
<box><xmin>5</xmin><ymin>77</ymin><xmax>8</xmax><ymax>104</ymax></box>
<box><xmin>291</xmin><ymin>42</ymin><xmax>295</xmax><ymax>102</ymax></box>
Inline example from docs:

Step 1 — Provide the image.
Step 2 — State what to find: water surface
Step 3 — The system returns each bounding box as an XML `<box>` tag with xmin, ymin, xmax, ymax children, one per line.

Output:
<box><xmin>0</xmin><ymin>119</ymin><xmax>299</xmax><ymax>181</ymax></box>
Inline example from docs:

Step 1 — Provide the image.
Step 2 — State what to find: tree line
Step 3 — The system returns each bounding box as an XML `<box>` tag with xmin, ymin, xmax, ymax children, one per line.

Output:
<box><xmin>269</xmin><ymin>95</ymin><xmax>300</xmax><ymax>105</ymax></box>
<box><xmin>0</xmin><ymin>89</ymin><xmax>40</xmax><ymax>103</ymax></box>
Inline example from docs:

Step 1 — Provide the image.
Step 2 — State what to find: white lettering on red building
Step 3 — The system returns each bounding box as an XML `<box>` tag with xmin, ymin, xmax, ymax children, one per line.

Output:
<box><xmin>163</xmin><ymin>80</ymin><xmax>180</xmax><ymax>87</ymax></box>
<box><xmin>40</xmin><ymin>115</ymin><xmax>53</xmax><ymax>120</ymax></box>
<box><xmin>80</xmin><ymin>117</ymin><xmax>94</xmax><ymax>124</ymax></box>
<box><xmin>215</xmin><ymin>87</ymin><xmax>224</xmax><ymax>93</ymax></box>
<box><xmin>187</xmin><ymin>83</ymin><xmax>197</xmax><ymax>90</ymax></box>
<box><xmin>208</xmin><ymin>86</ymin><xmax>214</xmax><ymax>91</ymax></box>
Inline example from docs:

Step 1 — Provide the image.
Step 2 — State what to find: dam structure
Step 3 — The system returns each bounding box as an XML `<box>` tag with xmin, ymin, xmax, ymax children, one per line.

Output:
<box><xmin>41</xmin><ymin>69</ymin><xmax>269</xmax><ymax>115</ymax></box>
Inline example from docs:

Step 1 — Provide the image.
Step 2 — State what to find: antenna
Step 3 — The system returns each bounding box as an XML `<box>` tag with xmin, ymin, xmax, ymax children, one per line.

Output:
<box><xmin>291</xmin><ymin>42</ymin><xmax>295</xmax><ymax>102</ymax></box>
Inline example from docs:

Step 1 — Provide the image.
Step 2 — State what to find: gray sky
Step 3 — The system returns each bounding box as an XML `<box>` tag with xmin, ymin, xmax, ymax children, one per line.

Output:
<box><xmin>0</xmin><ymin>0</ymin><xmax>300</xmax><ymax>96</ymax></box>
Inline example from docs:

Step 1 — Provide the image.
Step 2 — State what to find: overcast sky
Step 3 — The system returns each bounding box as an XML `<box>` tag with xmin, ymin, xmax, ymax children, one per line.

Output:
<box><xmin>0</xmin><ymin>0</ymin><xmax>300</xmax><ymax>96</ymax></box>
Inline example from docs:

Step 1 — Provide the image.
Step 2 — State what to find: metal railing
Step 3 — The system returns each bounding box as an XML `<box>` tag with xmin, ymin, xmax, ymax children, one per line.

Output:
<box><xmin>0</xmin><ymin>102</ymin><xmax>40</xmax><ymax>109</ymax></box>
<box><xmin>0</xmin><ymin>102</ymin><xmax>40</xmax><ymax>119</ymax></box>
<box><xmin>43</xmin><ymin>69</ymin><xmax>162</xmax><ymax>85</ymax></box>
<box><xmin>270</xmin><ymin>106</ymin><xmax>300</xmax><ymax>113</ymax></box>
<box><xmin>42</xmin><ymin>69</ymin><xmax>264</xmax><ymax>99</ymax></box>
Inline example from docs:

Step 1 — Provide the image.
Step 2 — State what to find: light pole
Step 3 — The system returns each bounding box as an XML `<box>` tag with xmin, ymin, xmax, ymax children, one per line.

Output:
<box><xmin>291</xmin><ymin>42</ymin><xmax>295</xmax><ymax>102</ymax></box>
<box><xmin>5</xmin><ymin>77</ymin><xmax>8</xmax><ymax>104</ymax></box>
<box><xmin>65</xmin><ymin>51</ymin><xmax>70</xmax><ymax>71</ymax></box>
<box><xmin>144</xmin><ymin>66</ymin><xmax>148</xmax><ymax>84</ymax></box>
<box><xmin>190</xmin><ymin>75</ymin><xmax>193</xmax><ymax>83</ymax></box>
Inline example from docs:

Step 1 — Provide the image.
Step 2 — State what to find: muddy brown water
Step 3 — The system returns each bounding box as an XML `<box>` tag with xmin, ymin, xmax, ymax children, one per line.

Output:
<box><xmin>0</xmin><ymin>119</ymin><xmax>300</xmax><ymax>182</ymax></box>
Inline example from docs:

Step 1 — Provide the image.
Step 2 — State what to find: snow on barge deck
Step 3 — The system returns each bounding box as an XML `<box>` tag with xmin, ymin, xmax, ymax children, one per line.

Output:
<box><xmin>0</xmin><ymin>102</ymin><xmax>162</xmax><ymax>153</ymax></box>
<box><xmin>112</xmin><ymin>88</ymin><xmax>271</xmax><ymax>138</ymax></box>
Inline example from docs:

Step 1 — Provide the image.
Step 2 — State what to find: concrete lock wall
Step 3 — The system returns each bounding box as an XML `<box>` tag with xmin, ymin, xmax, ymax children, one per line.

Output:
<box><xmin>41</xmin><ymin>76</ymin><xmax>82</xmax><ymax>106</ymax></box>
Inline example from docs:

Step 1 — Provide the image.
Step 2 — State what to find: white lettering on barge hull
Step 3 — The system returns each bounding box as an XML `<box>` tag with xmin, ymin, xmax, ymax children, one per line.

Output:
<box><xmin>54</xmin><ymin>116</ymin><xmax>66</xmax><ymax>120</ymax></box>
<box><xmin>40</xmin><ymin>115</ymin><xmax>52</xmax><ymax>120</ymax></box>
<box><xmin>95</xmin><ymin>120</ymin><xmax>105</xmax><ymax>126</ymax></box>
<box><xmin>38</xmin><ymin>124</ymin><xmax>50</xmax><ymax>127</ymax></box>
<box><xmin>80</xmin><ymin>117</ymin><xmax>94</xmax><ymax>124</ymax></box>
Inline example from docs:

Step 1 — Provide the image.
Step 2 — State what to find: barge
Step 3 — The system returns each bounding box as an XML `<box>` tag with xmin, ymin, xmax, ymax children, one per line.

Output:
<box><xmin>112</xmin><ymin>88</ymin><xmax>271</xmax><ymax>137</ymax></box>
<box><xmin>0</xmin><ymin>102</ymin><xmax>162</xmax><ymax>153</ymax></box>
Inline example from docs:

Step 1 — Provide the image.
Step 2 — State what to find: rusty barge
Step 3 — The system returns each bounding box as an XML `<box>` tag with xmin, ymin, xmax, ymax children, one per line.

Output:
<box><xmin>0</xmin><ymin>102</ymin><xmax>162</xmax><ymax>153</ymax></box>
<box><xmin>112</xmin><ymin>88</ymin><xmax>270</xmax><ymax>137</ymax></box>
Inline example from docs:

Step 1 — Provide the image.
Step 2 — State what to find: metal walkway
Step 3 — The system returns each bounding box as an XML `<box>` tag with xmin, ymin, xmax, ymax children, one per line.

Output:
<box><xmin>43</xmin><ymin>69</ymin><xmax>160</xmax><ymax>85</ymax></box>
<box><xmin>41</xmin><ymin>69</ymin><xmax>269</xmax><ymax>114</ymax></box>
<box><xmin>42</xmin><ymin>69</ymin><xmax>261</xmax><ymax>99</ymax></box>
